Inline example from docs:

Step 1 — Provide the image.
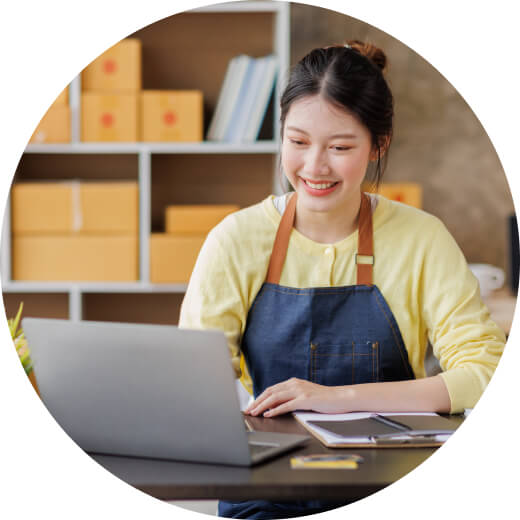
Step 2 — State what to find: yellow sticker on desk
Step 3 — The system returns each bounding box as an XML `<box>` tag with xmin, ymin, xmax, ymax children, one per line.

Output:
<box><xmin>290</xmin><ymin>454</ymin><xmax>362</xmax><ymax>470</ymax></box>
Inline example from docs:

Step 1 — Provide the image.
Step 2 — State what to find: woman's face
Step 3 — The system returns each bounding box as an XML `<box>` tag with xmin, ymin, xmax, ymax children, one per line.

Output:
<box><xmin>281</xmin><ymin>95</ymin><xmax>375</xmax><ymax>215</ymax></box>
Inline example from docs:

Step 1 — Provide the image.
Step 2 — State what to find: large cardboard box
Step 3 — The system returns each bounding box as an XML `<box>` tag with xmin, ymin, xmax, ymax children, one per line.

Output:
<box><xmin>81</xmin><ymin>93</ymin><xmax>138</xmax><ymax>142</ymax></box>
<box><xmin>80</xmin><ymin>183</ymin><xmax>139</xmax><ymax>232</ymax></box>
<box><xmin>141</xmin><ymin>90</ymin><xmax>203</xmax><ymax>142</ymax></box>
<box><xmin>150</xmin><ymin>233</ymin><xmax>205</xmax><ymax>283</ymax></box>
<box><xmin>165</xmin><ymin>204</ymin><xmax>239</xmax><ymax>234</ymax></box>
<box><xmin>11</xmin><ymin>182</ymin><xmax>138</xmax><ymax>234</ymax></box>
<box><xmin>81</xmin><ymin>38</ymin><xmax>142</xmax><ymax>92</ymax></box>
<box><xmin>29</xmin><ymin>105</ymin><xmax>70</xmax><ymax>144</ymax></box>
<box><xmin>12</xmin><ymin>235</ymin><xmax>138</xmax><ymax>281</ymax></box>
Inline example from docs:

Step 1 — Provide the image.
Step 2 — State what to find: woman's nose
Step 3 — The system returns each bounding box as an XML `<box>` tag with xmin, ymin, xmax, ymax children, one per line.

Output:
<box><xmin>304</xmin><ymin>148</ymin><xmax>330</xmax><ymax>176</ymax></box>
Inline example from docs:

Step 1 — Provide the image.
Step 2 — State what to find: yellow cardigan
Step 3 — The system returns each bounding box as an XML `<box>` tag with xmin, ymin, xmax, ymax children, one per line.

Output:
<box><xmin>179</xmin><ymin>194</ymin><xmax>505</xmax><ymax>413</ymax></box>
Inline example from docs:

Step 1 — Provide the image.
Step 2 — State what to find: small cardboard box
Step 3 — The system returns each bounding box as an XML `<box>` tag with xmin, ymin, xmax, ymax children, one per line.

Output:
<box><xmin>141</xmin><ymin>90</ymin><xmax>203</xmax><ymax>142</ymax></box>
<box><xmin>12</xmin><ymin>235</ymin><xmax>138</xmax><ymax>281</ymax></box>
<box><xmin>11</xmin><ymin>182</ymin><xmax>138</xmax><ymax>234</ymax></box>
<box><xmin>165</xmin><ymin>205</ymin><xmax>239</xmax><ymax>234</ymax></box>
<box><xmin>150</xmin><ymin>233</ymin><xmax>205</xmax><ymax>283</ymax></box>
<box><xmin>378</xmin><ymin>183</ymin><xmax>423</xmax><ymax>209</ymax></box>
<box><xmin>29</xmin><ymin>105</ymin><xmax>70</xmax><ymax>144</ymax></box>
<box><xmin>81</xmin><ymin>92</ymin><xmax>138</xmax><ymax>141</ymax></box>
<box><xmin>82</xmin><ymin>38</ymin><xmax>142</xmax><ymax>92</ymax></box>
<box><xmin>364</xmin><ymin>183</ymin><xmax>423</xmax><ymax>209</ymax></box>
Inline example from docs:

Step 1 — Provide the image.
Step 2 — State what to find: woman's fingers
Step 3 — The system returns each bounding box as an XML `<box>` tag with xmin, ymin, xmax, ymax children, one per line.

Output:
<box><xmin>247</xmin><ymin>390</ymin><xmax>294</xmax><ymax>416</ymax></box>
<box><xmin>262</xmin><ymin>399</ymin><xmax>299</xmax><ymax>418</ymax></box>
<box><xmin>244</xmin><ymin>379</ymin><xmax>296</xmax><ymax>414</ymax></box>
<box><xmin>244</xmin><ymin>378</ymin><xmax>349</xmax><ymax>416</ymax></box>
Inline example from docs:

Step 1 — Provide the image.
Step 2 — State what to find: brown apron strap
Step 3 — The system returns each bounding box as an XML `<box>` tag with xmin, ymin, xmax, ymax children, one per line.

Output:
<box><xmin>356</xmin><ymin>192</ymin><xmax>374</xmax><ymax>286</ymax></box>
<box><xmin>266</xmin><ymin>192</ymin><xmax>297</xmax><ymax>284</ymax></box>
<box><xmin>265</xmin><ymin>191</ymin><xmax>374</xmax><ymax>286</ymax></box>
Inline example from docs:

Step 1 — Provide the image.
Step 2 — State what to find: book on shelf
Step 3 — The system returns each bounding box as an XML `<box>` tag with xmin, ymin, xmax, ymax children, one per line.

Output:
<box><xmin>206</xmin><ymin>55</ymin><xmax>251</xmax><ymax>141</ymax></box>
<box><xmin>244</xmin><ymin>55</ymin><xmax>277</xmax><ymax>142</ymax></box>
<box><xmin>207</xmin><ymin>54</ymin><xmax>278</xmax><ymax>143</ymax></box>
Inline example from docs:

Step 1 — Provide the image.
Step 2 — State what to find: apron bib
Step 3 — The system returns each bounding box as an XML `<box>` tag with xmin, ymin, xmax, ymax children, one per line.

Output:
<box><xmin>219</xmin><ymin>192</ymin><xmax>414</xmax><ymax>519</ymax></box>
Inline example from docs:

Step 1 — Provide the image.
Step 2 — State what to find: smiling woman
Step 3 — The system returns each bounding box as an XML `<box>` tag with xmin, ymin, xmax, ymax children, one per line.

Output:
<box><xmin>282</xmin><ymin>96</ymin><xmax>374</xmax><ymax>243</ymax></box>
<box><xmin>179</xmin><ymin>40</ymin><xmax>505</xmax><ymax>519</ymax></box>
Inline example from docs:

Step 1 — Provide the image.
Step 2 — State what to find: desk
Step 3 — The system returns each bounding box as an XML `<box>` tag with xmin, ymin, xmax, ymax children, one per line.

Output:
<box><xmin>90</xmin><ymin>413</ymin><xmax>463</xmax><ymax>502</ymax></box>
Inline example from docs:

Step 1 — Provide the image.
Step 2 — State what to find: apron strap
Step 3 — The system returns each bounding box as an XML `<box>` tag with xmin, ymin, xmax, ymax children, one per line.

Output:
<box><xmin>356</xmin><ymin>192</ymin><xmax>374</xmax><ymax>286</ymax></box>
<box><xmin>266</xmin><ymin>191</ymin><xmax>374</xmax><ymax>286</ymax></box>
<box><xmin>266</xmin><ymin>192</ymin><xmax>297</xmax><ymax>284</ymax></box>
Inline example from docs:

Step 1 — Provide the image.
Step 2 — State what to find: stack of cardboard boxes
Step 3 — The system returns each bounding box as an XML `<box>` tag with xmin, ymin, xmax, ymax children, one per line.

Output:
<box><xmin>150</xmin><ymin>205</ymin><xmax>239</xmax><ymax>283</ymax></box>
<box><xmin>29</xmin><ymin>87</ymin><xmax>70</xmax><ymax>143</ymax></box>
<box><xmin>81</xmin><ymin>39</ymin><xmax>141</xmax><ymax>141</ymax></box>
<box><xmin>11</xmin><ymin>182</ymin><xmax>139</xmax><ymax>281</ymax></box>
<box><xmin>81</xmin><ymin>38</ymin><xmax>203</xmax><ymax>142</ymax></box>
<box><xmin>28</xmin><ymin>38</ymin><xmax>203</xmax><ymax>144</ymax></box>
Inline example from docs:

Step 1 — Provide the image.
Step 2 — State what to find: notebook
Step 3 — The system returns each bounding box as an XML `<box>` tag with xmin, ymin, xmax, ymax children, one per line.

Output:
<box><xmin>294</xmin><ymin>411</ymin><xmax>461</xmax><ymax>448</ymax></box>
<box><xmin>22</xmin><ymin>318</ymin><xmax>309</xmax><ymax>466</ymax></box>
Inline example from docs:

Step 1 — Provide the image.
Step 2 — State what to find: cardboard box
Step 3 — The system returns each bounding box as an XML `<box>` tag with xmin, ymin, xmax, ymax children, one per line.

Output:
<box><xmin>365</xmin><ymin>183</ymin><xmax>423</xmax><ymax>209</ymax></box>
<box><xmin>11</xmin><ymin>182</ymin><xmax>138</xmax><ymax>234</ymax></box>
<box><xmin>29</xmin><ymin>105</ymin><xmax>70</xmax><ymax>144</ymax></box>
<box><xmin>165</xmin><ymin>204</ymin><xmax>239</xmax><ymax>234</ymax></box>
<box><xmin>141</xmin><ymin>90</ymin><xmax>203</xmax><ymax>142</ymax></box>
<box><xmin>150</xmin><ymin>233</ymin><xmax>205</xmax><ymax>283</ymax></box>
<box><xmin>80</xmin><ymin>183</ymin><xmax>139</xmax><ymax>233</ymax></box>
<box><xmin>12</xmin><ymin>235</ymin><xmax>138</xmax><ymax>281</ymax></box>
<box><xmin>82</xmin><ymin>38</ymin><xmax>142</xmax><ymax>92</ymax></box>
<box><xmin>82</xmin><ymin>93</ymin><xmax>138</xmax><ymax>141</ymax></box>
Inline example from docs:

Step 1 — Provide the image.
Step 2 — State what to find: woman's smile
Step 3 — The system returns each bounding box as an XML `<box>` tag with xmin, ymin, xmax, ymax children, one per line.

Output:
<box><xmin>300</xmin><ymin>177</ymin><xmax>341</xmax><ymax>196</ymax></box>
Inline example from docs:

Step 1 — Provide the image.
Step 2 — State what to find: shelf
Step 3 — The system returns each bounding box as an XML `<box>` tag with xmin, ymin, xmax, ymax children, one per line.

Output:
<box><xmin>2</xmin><ymin>281</ymin><xmax>189</xmax><ymax>294</ymax></box>
<box><xmin>3</xmin><ymin>2</ymin><xmax>290</xmax><ymax>322</ymax></box>
<box><xmin>192</xmin><ymin>2</ymin><xmax>285</xmax><ymax>13</ymax></box>
<box><xmin>24</xmin><ymin>141</ymin><xmax>280</xmax><ymax>155</ymax></box>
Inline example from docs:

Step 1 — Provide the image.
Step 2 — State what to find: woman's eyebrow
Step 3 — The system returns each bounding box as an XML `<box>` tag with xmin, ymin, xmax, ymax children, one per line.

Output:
<box><xmin>286</xmin><ymin>126</ymin><xmax>357</xmax><ymax>139</ymax></box>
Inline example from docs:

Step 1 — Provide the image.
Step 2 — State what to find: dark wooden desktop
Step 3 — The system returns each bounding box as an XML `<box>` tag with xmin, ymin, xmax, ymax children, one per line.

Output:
<box><xmin>90</xmin><ymin>413</ymin><xmax>464</xmax><ymax>502</ymax></box>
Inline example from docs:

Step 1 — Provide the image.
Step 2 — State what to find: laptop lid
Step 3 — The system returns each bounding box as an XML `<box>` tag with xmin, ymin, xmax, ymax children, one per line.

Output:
<box><xmin>22</xmin><ymin>318</ymin><xmax>253</xmax><ymax>466</ymax></box>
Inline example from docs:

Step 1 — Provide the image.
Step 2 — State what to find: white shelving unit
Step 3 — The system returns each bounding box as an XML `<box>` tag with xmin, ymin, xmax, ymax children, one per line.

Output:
<box><xmin>1</xmin><ymin>1</ymin><xmax>290</xmax><ymax>323</ymax></box>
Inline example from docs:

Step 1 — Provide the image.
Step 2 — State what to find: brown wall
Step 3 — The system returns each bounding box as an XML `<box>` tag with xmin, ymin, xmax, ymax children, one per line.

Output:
<box><xmin>290</xmin><ymin>3</ymin><xmax>515</xmax><ymax>279</ymax></box>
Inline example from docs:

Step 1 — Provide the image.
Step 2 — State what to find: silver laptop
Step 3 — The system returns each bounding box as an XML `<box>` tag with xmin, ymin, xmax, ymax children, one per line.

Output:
<box><xmin>22</xmin><ymin>318</ymin><xmax>309</xmax><ymax>466</ymax></box>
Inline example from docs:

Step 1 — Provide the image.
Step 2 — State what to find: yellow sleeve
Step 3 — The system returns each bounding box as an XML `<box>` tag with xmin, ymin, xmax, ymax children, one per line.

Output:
<box><xmin>178</xmin><ymin>228</ymin><xmax>247</xmax><ymax>378</ymax></box>
<box><xmin>421</xmin><ymin>221</ymin><xmax>506</xmax><ymax>413</ymax></box>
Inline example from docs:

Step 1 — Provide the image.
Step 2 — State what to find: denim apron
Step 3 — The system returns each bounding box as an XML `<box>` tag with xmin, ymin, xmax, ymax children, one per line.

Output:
<box><xmin>218</xmin><ymin>192</ymin><xmax>415</xmax><ymax>519</ymax></box>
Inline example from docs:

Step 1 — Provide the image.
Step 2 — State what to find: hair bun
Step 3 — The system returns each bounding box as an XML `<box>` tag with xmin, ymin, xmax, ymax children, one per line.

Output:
<box><xmin>347</xmin><ymin>40</ymin><xmax>387</xmax><ymax>72</ymax></box>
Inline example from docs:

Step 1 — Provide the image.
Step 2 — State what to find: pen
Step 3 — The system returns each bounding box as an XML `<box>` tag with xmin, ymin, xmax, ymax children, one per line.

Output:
<box><xmin>372</xmin><ymin>435</ymin><xmax>438</xmax><ymax>445</ymax></box>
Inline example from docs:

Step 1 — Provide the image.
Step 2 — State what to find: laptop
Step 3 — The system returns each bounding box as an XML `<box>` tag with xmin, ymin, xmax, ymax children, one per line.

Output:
<box><xmin>22</xmin><ymin>318</ymin><xmax>309</xmax><ymax>466</ymax></box>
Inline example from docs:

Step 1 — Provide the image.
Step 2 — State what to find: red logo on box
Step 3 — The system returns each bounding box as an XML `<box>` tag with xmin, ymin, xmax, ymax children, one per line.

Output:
<box><xmin>103</xmin><ymin>59</ymin><xmax>117</xmax><ymax>75</ymax></box>
<box><xmin>163</xmin><ymin>110</ymin><xmax>177</xmax><ymax>126</ymax></box>
<box><xmin>101</xmin><ymin>113</ymin><xmax>114</xmax><ymax>128</ymax></box>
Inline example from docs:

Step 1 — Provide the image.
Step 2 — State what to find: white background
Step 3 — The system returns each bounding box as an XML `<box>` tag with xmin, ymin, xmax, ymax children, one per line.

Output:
<box><xmin>1</xmin><ymin>1</ymin><xmax>518</xmax><ymax>518</ymax></box>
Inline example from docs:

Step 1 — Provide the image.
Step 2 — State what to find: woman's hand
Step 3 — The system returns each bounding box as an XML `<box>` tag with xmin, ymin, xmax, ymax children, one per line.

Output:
<box><xmin>244</xmin><ymin>377</ymin><xmax>350</xmax><ymax>417</ymax></box>
<box><xmin>243</xmin><ymin>375</ymin><xmax>452</xmax><ymax>417</ymax></box>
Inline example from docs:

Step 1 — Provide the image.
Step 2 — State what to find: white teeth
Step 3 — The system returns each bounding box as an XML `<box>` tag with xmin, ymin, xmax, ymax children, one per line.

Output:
<box><xmin>304</xmin><ymin>180</ymin><xmax>337</xmax><ymax>190</ymax></box>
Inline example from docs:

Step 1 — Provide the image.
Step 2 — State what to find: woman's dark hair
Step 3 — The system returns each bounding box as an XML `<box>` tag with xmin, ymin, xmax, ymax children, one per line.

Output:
<box><xmin>280</xmin><ymin>40</ymin><xmax>394</xmax><ymax>187</ymax></box>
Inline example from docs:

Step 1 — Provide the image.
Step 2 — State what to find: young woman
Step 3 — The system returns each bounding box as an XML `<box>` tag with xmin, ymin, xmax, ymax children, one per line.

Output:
<box><xmin>179</xmin><ymin>41</ymin><xmax>505</xmax><ymax>519</ymax></box>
